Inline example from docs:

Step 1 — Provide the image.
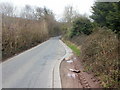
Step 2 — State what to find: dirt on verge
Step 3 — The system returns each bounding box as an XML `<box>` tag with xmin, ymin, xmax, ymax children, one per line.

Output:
<box><xmin>60</xmin><ymin>55</ymin><xmax>101</xmax><ymax>88</ymax></box>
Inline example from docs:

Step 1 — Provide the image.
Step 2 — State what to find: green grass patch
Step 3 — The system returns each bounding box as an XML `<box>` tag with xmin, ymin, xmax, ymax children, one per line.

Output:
<box><xmin>64</xmin><ymin>40</ymin><xmax>80</xmax><ymax>56</ymax></box>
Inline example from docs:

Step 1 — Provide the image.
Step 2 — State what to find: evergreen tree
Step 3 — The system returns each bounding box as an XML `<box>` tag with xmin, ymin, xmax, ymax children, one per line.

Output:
<box><xmin>90</xmin><ymin>2</ymin><xmax>120</xmax><ymax>33</ymax></box>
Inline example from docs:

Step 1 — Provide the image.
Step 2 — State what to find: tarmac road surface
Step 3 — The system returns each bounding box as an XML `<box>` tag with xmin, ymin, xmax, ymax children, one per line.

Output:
<box><xmin>2</xmin><ymin>37</ymin><xmax>65</xmax><ymax>88</ymax></box>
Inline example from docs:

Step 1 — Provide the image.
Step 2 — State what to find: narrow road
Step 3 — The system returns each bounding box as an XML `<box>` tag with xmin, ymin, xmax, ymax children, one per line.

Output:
<box><xmin>2</xmin><ymin>37</ymin><xmax>65</xmax><ymax>88</ymax></box>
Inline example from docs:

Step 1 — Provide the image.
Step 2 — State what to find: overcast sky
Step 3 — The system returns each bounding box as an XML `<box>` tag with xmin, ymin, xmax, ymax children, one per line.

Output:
<box><xmin>0</xmin><ymin>0</ymin><xmax>95</xmax><ymax>19</ymax></box>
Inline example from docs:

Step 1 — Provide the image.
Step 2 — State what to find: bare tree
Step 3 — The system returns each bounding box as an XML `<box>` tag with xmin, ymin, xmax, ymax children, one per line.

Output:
<box><xmin>0</xmin><ymin>2</ymin><xmax>15</xmax><ymax>17</ymax></box>
<box><xmin>63</xmin><ymin>6</ymin><xmax>79</xmax><ymax>22</ymax></box>
<box><xmin>35</xmin><ymin>7</ymin><xmax>44</xmax><ymax>20</ymax></box>
<box><xmin>20</xmin><ymin>5</ymin><xmax>35</xmax><ymax>19</ymax></box>
<box><xmin>34</xmin><ymin>7</ymin><xmax>54</xmax><ymax>20</ymax></box>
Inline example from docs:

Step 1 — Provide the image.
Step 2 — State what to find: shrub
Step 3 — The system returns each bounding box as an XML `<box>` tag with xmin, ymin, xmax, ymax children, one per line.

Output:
<box><xmin>70</xmin><ymin>17</ymin><xmax>93</xmax><ymax>37</ymax></box>
<box><xmin>81</xmin><ymin>27</ymin><xmax>119</xmax><ymax>88</ymax></box>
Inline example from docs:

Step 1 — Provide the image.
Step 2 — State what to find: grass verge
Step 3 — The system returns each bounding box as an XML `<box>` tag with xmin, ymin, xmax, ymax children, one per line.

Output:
<box><xmin>63</xmin><ymin>40</ymin><xmax>80</xmax><ymax>56</ymax></box>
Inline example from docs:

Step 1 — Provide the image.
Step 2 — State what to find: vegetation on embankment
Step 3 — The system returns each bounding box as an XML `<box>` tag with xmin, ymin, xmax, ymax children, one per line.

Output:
<box><xmin>1</xmin><ymin>3</ymin><xmax>62</xmax><ymax>60</ymax></box>
<box><xmin>63</xmin><ymin>27</ymin><xmax>119</xmax><ymax>88</ymax></box>
<box><xmin>62</xmin><ymin>2</ymin><xmax>119</xmax><ymax>88</ymax></box>
<box><xmin>81</xmin><ymin>28</ymin><xmax>119</xmax><ymax>88</ymax></box>
<box><xmin>2</xmin><ymin>16</ymin><xmax>47</xmax><ymax>60</ymax></box>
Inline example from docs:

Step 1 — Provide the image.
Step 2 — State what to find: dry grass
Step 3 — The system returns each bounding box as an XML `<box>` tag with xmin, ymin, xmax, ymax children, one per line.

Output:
<box><xmin>2</xmin><ymin>16</ymin><xmax>49</xmax><ymax>60</ymax></box>
<box><xmin>80</xmin><ymin>27</ymin><xmax>119</xmax><ymax>88</ymax></box>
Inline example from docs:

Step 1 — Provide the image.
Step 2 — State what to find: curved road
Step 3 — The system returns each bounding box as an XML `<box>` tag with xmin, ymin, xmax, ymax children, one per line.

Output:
<box><xmin>2</xmin><ymin>37</ymin><xmax>65</xmax><ymax>88</ymax></box>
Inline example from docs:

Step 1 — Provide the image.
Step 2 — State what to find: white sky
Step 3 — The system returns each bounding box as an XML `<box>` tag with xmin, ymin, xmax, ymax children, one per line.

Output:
<box><xmin>0</xmin><ymin>0</ymin><xmax>95</xmax><ymax>19</ymax></box>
